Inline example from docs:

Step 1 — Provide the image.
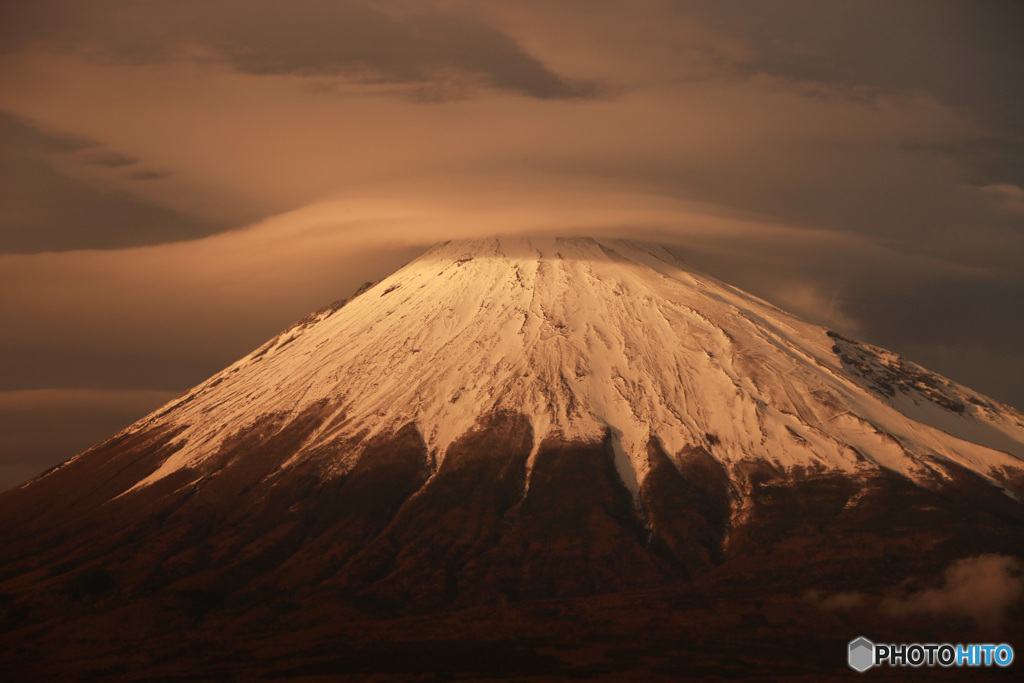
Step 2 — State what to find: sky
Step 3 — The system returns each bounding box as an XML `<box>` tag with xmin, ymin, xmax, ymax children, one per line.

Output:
<box><xmin>1</xmin><ymin>0</ymin><xmax>1022</xmax><ymax>491</ymax></box>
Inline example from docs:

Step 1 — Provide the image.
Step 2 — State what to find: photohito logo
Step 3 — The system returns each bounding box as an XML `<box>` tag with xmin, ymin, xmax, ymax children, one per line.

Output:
<box><xmin>848</xmin><ymin>637</ymin><xmax>1014</xmax><ymax>672</ymax></box>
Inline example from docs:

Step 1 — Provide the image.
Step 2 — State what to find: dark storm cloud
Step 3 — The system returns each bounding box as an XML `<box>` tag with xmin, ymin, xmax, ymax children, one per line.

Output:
<box><xmin>0</xmin><ymin>0</ymin><xmax>598</xmax><ymax>100</ymax></box>
<box><xmin>0</xmin><ymin>112</ymin><xmax>227</xmax><ymax>253</ymax></box>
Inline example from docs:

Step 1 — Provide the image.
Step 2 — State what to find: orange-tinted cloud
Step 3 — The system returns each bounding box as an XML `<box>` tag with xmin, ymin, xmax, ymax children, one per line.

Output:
<box><xmin>0</xmin><ymin>0</ymin><xmax>598</xmax><ymax>99</ymax></box>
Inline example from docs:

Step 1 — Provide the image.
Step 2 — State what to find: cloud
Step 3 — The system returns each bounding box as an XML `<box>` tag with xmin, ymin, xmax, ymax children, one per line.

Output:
<box><xmin>0</xmin><ymin>112</ymin><xmax>227</xmax><ymax>253</ymax></box>
<box><xmin>676</xmin><ymin>0</ymin><xmax>1024</xmax><ymax>188</ymax></box>
<box><xmin>0</xmin><ymin>185</ymin><xmax>997</xmax><ymax>398</ymax></box>
<box><xmin>808</xmin><ymin>555</ymin><xmax>1024</xmax><ymax>630</ymax></box>
<box><xmin>883</xmin><ymin>555</ymin><xmax>1024</xmax><ymax>629</ymax></box>
<box><xmin>0</xmin><ymin>46</ymin><xmax>999</xmax><ymax>240</ymax></box>
<box><xmin>0</xmin><ymin>0</ymin><xmax>597</xmax><ymax>100</ymax></box>
<box><xmin>0</xmin><ymin>201</ymin><xmax>435</xmax><ymax>393</ymax></box>
<box><xmin>761</xmin><ymin>283</ymin><xmax>863</xmax><ymax>335</ymax></box>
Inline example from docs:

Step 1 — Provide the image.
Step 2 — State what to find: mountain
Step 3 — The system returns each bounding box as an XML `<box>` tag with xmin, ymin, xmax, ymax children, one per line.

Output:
<box><xmin>2</xmin><ymin>236</ymin><xmax>1023</xmax><ymax>680</ymax></box>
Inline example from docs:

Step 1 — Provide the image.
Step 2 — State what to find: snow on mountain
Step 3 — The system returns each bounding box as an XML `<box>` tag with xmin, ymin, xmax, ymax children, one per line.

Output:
<box><xmin>70</xmin><ymin>236</ymin><xmax>1021</xmax><ymax>500</ymax></box>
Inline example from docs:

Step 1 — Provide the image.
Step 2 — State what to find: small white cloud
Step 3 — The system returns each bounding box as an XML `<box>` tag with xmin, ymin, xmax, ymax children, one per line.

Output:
<box><xmin>767</xmin><ymin>282</ymin><xmax>863</xmax><ymax>335</ymax></box>
<box><xmin>807</xmin><ymin>554</ymin><xmax>1024</xmax><ymax>629</ymax></box>
<box><xmin>882</xmin><ymin>554</ymin><xmax>1024</xmax><ymax>628</ymax></box>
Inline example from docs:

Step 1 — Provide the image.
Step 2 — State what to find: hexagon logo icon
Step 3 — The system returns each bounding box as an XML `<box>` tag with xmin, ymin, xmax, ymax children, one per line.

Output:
<box><xmin>849</xmin><ymin>637</ymin><xmax>875</xmax><ymax>672</ymax></box>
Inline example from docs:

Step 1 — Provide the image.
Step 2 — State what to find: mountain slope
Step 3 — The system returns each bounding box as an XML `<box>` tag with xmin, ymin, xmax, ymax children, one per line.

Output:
<box><xmin>1</xmin><ymin>236</ymin><xmax>1022</xmax><ymax>679</ymax></box>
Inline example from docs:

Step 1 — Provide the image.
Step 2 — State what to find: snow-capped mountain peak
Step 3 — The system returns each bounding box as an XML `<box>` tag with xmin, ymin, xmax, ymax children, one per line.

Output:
<box><xmin>102</xmin><ymin>236</ymin><xmax>1023</xmax><ymax>499</ymax></box>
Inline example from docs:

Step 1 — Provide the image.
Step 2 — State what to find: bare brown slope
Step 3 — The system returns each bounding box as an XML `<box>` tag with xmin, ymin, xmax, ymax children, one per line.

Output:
<box><xmin>1</xmin><ymin>414</ymin><xmax>1023</xmax><ymax>679</ymax></box>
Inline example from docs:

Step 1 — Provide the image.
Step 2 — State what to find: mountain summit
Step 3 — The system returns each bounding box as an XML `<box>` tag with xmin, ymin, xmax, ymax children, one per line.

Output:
<box><xmin>72</xmin><ymin>237</ymin><xmax>1024</xmax><ymax>497</ymax></box>
<box><xmin>2</xmin><ymin>236</ymin><xmax>1023</xmax><ymax>679</ymax></box>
